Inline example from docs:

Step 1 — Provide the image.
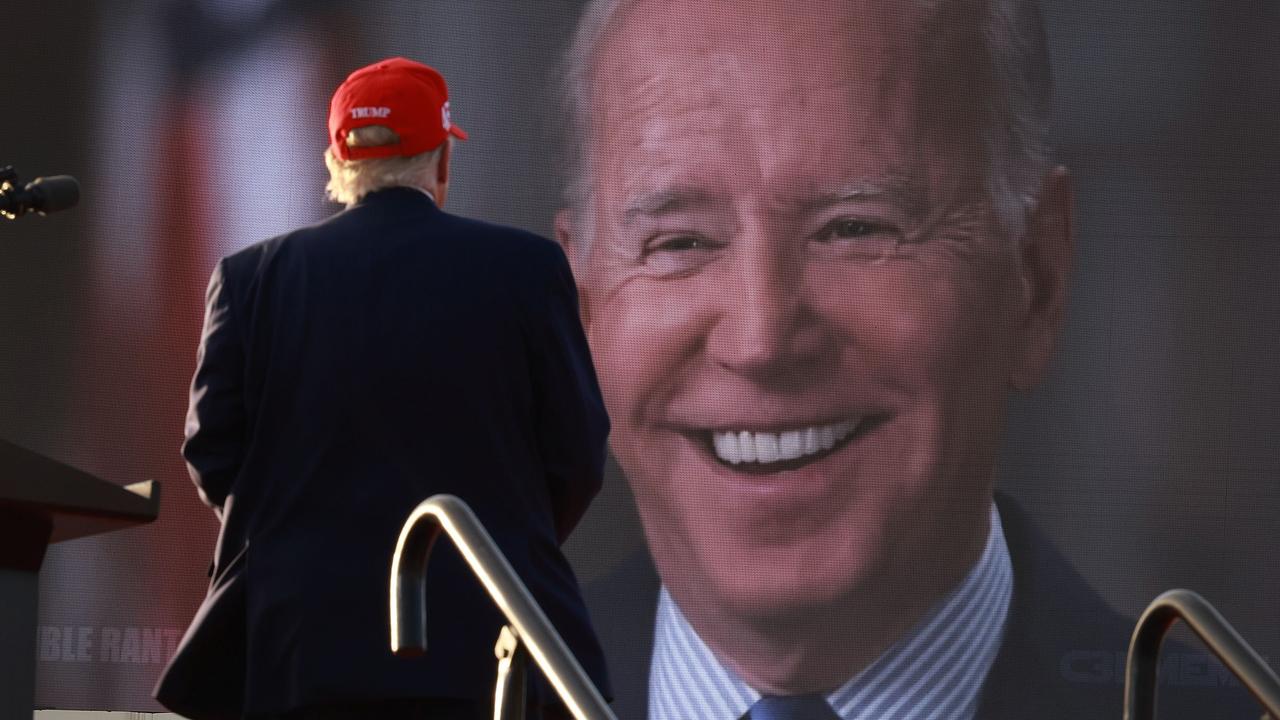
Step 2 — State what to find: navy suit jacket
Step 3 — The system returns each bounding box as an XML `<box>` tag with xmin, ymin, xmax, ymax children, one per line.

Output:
<box><xmin>585</xmin><ymin>495</ymin><xmax>1261</xmax><ymax>719</ymax></box>
<box><xmin>156</xmin><ymin>187</ymin><xmax>611</xmax><ymax>718</ymax></box>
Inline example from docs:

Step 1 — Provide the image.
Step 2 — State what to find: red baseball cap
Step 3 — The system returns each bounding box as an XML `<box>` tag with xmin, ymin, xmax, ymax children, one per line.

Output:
<box><xmin>328</xmin><ymin>57</ymin><xmax>468</xmax><ymax>161</ymax></box>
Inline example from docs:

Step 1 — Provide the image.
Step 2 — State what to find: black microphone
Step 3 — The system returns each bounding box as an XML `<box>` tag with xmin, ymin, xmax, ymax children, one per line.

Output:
<box><xmin>1</xmin><ymin>173</ymin><xmax>81</xmax><ymax>219</ymax></box>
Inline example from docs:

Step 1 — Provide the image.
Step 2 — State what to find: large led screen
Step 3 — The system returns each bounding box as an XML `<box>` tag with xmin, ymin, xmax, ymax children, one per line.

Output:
<box><xmin>2</xmin><ymin>1</ymin><xmax>1277</xmax><ymax>717</ymax></box>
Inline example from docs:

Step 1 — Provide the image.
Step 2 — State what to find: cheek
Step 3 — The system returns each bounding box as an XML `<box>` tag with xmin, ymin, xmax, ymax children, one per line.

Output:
<box><xmin>810</xmin><ymin>261</ymin><xmax>1022</xmax><ymax>481</ymax></box>
<box><xmin>584</xmin><ymin>275</ymin><xmax>710</xmax><ymax>426</ymax></box>
<box><xmin>812</xmin><ymin>261</ymin><xmax>1021</xmax><ymax>386</ymax></box>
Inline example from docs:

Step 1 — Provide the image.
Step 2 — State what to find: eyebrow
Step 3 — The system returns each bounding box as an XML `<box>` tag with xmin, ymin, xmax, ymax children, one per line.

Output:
<box><xmin>619</xmin><ymin>172</ymin><xmax>930</xmax><ymax>225</ymax></box>
<box><xmin>797</xmin><ymin>181</ymin><xmax>888</xmax><ymax>208</ymax></box>
<box><xmin>791</xmin><ymin>174</ymin><xmax>929</xmax><ymax>219</ymax></box>
<box><xmin>621</xmin><ymin>186</ymin><xmax>722</xmax><ymax>224</ymax></box>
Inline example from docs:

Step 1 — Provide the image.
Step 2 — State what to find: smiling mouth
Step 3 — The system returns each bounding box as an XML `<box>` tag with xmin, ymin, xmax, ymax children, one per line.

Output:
<box><xmin>700</xmin><ymin>415</ymin><xmax>890</xmax><ymax>474</ymax></box>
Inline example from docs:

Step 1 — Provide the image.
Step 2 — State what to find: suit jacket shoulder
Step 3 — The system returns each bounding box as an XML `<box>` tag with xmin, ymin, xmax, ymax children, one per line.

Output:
<box><xmin>983</xmin><ymin>495</ymin><xmax>1261</xmax><ymax>719</ymax></box>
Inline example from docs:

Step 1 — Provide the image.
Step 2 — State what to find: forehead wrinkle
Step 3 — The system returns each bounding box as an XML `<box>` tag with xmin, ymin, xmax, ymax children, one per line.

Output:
<box><xmin>598</xmin><ymin>0</ymin><xmax>912</xmax><ymax>103</ymax></box>
<box><xmin>589</xmin><ymin>0</ymin><xmax>943</xmax><ymax>226</ymax></box>
<box><xmin>591</xmin><ymin>1</ymin><xmax>921</xmax><ymax>137</ymax></box>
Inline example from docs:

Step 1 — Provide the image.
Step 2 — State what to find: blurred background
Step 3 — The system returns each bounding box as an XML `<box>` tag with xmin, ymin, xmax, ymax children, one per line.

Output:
<box><xmin>2</xmin><ymin>0</ymin><xmax>1276</xmax><ymax>710</ymax></box>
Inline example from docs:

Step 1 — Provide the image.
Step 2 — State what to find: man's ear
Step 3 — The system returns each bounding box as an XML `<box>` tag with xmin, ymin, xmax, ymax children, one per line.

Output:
<box><xmin>554</xmin><ymin>208</ymin><xmax>592</xmax><ymax>330</ymax></box>
<box><xmin>1010</xmin><ymin>165</ymin><xmax>1074</xmax><ymax>391</ymax></box>
<box><xmin>436</xmin><ymin>141</ymin><xmax>451</xmax><ymax>185</ymax></box>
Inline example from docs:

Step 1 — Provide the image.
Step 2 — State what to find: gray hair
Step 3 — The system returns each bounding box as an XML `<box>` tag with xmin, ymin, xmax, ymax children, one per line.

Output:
<box><xmin>324</xmin><ymin>125</ymin><xmax>447</xmax><ymax>207</ymax></box>
<box><xmin>558</xmin><ymin>0</ymin><xmax>1054</xmax><ymax>243</ymax></box>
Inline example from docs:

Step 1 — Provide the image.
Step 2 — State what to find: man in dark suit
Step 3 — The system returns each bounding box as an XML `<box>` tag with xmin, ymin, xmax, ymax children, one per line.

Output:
<box><xmin>155</xmin><ymin>57</ymin><xmax>611</xmax><ymax>720</ymax></box>
<box><xmin>554</xmin><ymin>1</ymin><xmax>1263</xmax><ymax>718</ymax></box>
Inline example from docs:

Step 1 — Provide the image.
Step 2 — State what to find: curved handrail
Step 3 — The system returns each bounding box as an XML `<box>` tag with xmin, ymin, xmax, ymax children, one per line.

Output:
<box><xmin>1124</xmin><ymin>589</ymin><xmax>1280</xmax><ymax>720</ymax></box>
<box><xmin>389</xmin><ymin>494</ymin><xmax>617</xmax><ymax>720</ymax></box>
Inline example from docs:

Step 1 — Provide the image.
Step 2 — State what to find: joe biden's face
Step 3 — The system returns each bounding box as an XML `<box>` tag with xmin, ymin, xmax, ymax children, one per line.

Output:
<box><xmin>561</xmin><ymin>0</ymin><xmax>1070</xmax><ymax>637</ymax></box>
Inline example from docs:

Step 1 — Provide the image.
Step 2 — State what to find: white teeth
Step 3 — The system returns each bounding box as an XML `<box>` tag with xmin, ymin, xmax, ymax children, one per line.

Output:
<box><xmin>713</xmin><ymin>432</ymin><xmax>741</xmax><ymax>465</ymax></box>
<box><xmin>737</xmin><ymin>431</ymin><xmax>756</xmax><ymax>462</ymax></box>
<box><xmin>712</xmin><ymin>419</ymin><xmax>863</xmax><ymax>466</ymax></box>
<box><xmin>756</xmin><ymin>433</ymin><xmax>780</xmax><ymax>463</ymax></box>
<box><xmin>778</xmin><ymin>430</ymin><xmax>803</xmax><ymax>460</ymax></box>
<box><xmin>819</xmin><ymin>425</ymin><xmax>836</xmax><ymax>450</ymax></box>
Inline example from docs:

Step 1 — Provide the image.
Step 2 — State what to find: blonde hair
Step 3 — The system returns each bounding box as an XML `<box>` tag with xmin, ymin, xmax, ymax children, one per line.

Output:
<box><xmin>324</xmin><ymin>125</ymin><xmax>446</xmax><ymax>206</ymax></box>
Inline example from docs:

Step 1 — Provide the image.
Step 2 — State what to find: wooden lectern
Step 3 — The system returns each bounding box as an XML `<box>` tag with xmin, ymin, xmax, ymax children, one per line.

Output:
<box><xmin>0</xmin><ymin>436</ymin><xmax>160</xmax><ymax>720</ymax></box>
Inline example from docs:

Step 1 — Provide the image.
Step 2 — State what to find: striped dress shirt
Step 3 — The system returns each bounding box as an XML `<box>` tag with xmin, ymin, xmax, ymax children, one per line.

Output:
<box><xmin>648</xmin><ymin>505</ymin><xmax>1013</xmax><ymax>720</ymax></box>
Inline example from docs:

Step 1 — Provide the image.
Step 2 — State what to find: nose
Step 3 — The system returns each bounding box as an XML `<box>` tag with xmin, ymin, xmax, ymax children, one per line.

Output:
<box><xmin>705</xmin><ymin>225</ymin><xmax>835</xmax><ymax>383</ymax></box>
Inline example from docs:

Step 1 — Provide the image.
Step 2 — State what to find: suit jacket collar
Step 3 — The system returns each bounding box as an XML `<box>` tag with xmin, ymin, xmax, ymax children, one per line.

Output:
<box><xmin>355</xmin><ymin>185</ymin><xmax>440</xmax><ymax>210</ymax></box>
<box><xmin>975</xmin><ymin>494</ymin><xmax>1128</xmax><ymax>718</ymax></box>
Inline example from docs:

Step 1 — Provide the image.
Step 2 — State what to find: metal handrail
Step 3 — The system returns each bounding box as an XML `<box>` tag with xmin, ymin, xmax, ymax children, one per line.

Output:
<box><xmin>1124</xmin><ymin>589</ymin><xmax>1280</xmax><ymax>720</ymax></box>
<box><xmin>389</xmin><ymin>494</ymin><xmax>617</xmax><ymax>720</ymax></box>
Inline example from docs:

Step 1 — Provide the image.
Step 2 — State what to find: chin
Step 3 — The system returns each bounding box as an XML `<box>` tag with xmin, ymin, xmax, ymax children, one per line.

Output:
<box><xmin>679</xmin><ymin>538</ymin><xmax>876</xmax><ymax>626</ymax></box>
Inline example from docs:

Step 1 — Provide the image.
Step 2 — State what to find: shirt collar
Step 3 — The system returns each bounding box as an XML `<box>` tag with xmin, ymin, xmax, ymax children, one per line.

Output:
<box><xmin>648</xmin><ymin>504</ymin><xmax>1014</xmax><ymax>720</ymax></box>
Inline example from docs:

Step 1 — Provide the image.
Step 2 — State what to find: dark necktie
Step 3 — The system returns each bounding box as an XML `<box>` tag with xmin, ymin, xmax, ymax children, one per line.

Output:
<box><xmin>743</xmin><ymin>694</ymin><xmax>842</xmax><ymax>720</ymax></box>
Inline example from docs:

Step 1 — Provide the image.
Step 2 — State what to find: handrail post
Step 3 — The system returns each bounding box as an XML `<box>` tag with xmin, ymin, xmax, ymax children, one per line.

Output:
<box><xmin>1124</xmin><ymin>589</ymin><xmax>1280</xmax><ymax>720</ymax></box>
<box><xmin>494</xmin><ymin>626</ymin><xmax>528</xmax><ymax>720</ymax></box>
<box><xmin>390</xmin><ymin>494</ymin><xmax>617</xmax><ymax>720</ymax></box>
<box><xmin>389</xmin><ymin>511</ymin><xmax>440</xmax><ymax>657</ymax></box>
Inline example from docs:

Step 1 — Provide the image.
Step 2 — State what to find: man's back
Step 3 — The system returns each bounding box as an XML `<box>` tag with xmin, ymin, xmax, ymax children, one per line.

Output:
<box><xmin>166</xmin><ymin>187</ymin><xmax>610</xmax><ymax>717</ymax></box>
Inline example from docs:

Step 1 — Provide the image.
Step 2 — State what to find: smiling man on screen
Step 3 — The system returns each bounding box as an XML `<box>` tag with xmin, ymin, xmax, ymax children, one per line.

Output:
<box><xmin>554</xmin><ymin>2</ymin><xmax>1254</xmax><ymax>719</ymax></box>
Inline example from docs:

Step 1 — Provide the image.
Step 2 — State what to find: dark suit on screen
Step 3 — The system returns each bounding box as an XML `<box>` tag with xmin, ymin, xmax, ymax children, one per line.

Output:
<box><xmin>585</xmin><ymin>494</ymin><xmax>1259</xmax><ymax>720</ymax></box>
<box><xmin>155</xmin><ymin>187</ymin><xmax>611</xmax><ymax>719</ymax></box>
